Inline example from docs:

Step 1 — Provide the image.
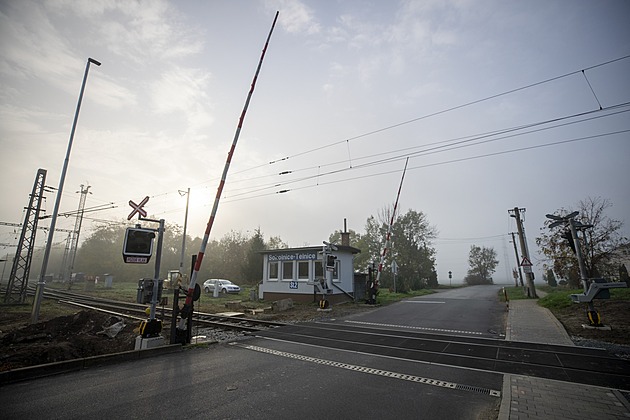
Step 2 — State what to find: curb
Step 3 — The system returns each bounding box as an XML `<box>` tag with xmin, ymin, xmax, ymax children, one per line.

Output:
<box><xmin>0</xmin><ymin>343</ymin><xmax>182</xmax><ymax>386</ymax></box>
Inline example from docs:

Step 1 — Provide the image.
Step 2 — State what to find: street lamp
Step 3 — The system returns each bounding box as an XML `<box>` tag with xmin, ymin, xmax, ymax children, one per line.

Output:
<box><xmin>31</xmin><ymin>57</ymin><xmax>101</xmax><ymax>323</ymax></box>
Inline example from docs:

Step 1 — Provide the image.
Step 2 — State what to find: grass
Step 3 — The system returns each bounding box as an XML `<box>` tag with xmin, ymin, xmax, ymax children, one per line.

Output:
<box><xmin>45</xmin><ymin>281</ymin><xmax>442</xmax><ymax>309</ymax></box>
<box><xmin>499</xmin><ymin>284</ymin><xmax>630</xmax><ymax>309</ymax></box>
<box><xmin>500</xmin><ymin>286</ymin><xmax>529</xmax><ymax>302</ymax></box>
<box><xmin>44</xmin><ymin>281</ymin><xmax>268</xmax><ymax>313</ymax></box>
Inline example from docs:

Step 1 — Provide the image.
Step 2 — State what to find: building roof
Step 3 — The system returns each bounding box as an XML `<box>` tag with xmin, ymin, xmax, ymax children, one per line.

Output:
<box><xmin>260</xmin><ymin>245</ymin><xmax>361</xmax><ymax>255</ymax></box>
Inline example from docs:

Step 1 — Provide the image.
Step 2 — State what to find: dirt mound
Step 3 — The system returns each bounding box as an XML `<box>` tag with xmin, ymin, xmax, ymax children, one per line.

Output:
<box><xmin>1</xmin><ymin>310</ymin><xmax>138</xmax><ymax>372</ymax></box>
<box><xmin>553</xmin><ymin>300</ymin><xmax>630</xmax><ymax>349</ymax></box>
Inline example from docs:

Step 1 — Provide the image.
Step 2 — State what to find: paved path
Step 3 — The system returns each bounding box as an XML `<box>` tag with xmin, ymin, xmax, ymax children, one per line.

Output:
<box><xmin>499</xmin><ymin>289</ymin><xmax>630</xmax><ymax>419</ymax></box>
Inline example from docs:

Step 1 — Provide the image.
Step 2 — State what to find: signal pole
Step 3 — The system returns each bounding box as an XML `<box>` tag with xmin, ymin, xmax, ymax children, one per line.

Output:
<box><xmin>509</xmin><ymin>207</ymin><xmax>537</xmax><ymax>298</ymax></box>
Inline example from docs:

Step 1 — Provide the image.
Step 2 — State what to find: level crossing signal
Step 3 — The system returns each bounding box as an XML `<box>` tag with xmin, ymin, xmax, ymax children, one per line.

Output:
<box><xmin>326</xmin><ymin>255</ymin><xmax>337</xmax><ymax>271</ymax></box>
<box><xmin>122</xmin><ymin>227</ymin><xmax>155</xmax><ymax>264</ymax></box>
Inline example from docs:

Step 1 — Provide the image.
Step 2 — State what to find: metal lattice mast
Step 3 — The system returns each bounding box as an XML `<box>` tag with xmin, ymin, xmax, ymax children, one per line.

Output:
<box><xmin>4</xmin><ymin>169</ymin><xmax>47</xmax><ymax>303</ymax></box>
<box><xmin>63</xmin><ymin>184</ymin><xmax>90</xmax><ymax>281</ymax></box>
<box><xmin>60</xmin><ymin>231</ymin><xmax>72</xmax><ymax>280</ymax></box>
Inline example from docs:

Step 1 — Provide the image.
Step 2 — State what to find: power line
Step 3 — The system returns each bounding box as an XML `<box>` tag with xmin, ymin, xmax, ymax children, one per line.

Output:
<box><xmin>222</xmin><ymin>128</ymin><xmax>630</xmax><ymax>203</ymax></box>
<box><xmin>58</xmin><ymin>54</ymin><xmax>630</xmax><ymax>221</ymax></box>
<box><xmin>221</xmin><ymin>103</ymin><xmax>630</xmax><ymax>198</ymax></box>
<box><xmin>251</xmin><ymin>54</ymin><xmax>630</xmax><ymax>167</ymax></box>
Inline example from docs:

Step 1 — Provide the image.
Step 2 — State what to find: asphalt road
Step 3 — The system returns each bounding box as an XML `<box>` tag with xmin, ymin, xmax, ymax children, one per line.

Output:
<box><xmin>341</xmin><ymin>284</ymin><xmax>507</xmax><ymax>338</ymax></box>
<box><xmin>0</xmin><ymin>285</ymin><xmax>509</xmax><ymax>419</ymax></box>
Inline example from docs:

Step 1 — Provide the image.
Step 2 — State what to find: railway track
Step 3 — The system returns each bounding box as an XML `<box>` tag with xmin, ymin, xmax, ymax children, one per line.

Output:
<box><xmin>38</xmin><ymin>287</ymin><xmax>287</xmax><ymax>334</ymax></box>
<box><xmin>254</xmin><ymin>321</ymin><xmax>630</xmax><ymax>390</ymax></box>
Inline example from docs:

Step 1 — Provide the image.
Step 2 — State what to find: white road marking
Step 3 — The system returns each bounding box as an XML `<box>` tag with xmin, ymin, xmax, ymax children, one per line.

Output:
<box><xmin>232</xmin><ymin>342</ymin><xmax>501</xmax><ymax>397</ymax></box>
<box><xmin>403</xmin><ymin>300</ymin><xmax>446</xmax><ymax>304</ymax></box>
<box><xmin>345</xmin><ymin>320</ymin><xmax>485</xmax><ymax>336</ymax></box>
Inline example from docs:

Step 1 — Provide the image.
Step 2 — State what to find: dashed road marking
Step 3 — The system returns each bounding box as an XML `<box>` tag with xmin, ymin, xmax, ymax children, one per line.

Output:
<box><xmin>344</xmin><ymin>320</ymin><xmax>484</xmax><ymax>336</ymax></box>
<box><xmin>232</xmin><ymin>343</ymin><xmax>501</xmax><ymax>397</ymax></box>
<box><xmin>403</xmin><ymin>300</ymin><xmax>446</xmax><ymax>304</ymax></box>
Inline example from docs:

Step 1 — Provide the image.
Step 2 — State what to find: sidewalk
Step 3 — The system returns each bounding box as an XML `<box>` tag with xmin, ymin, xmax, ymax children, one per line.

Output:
<box><xmin>498</xmin><ymin>290</ymin><xmax>630</xmax><ymax>419</ymax></box>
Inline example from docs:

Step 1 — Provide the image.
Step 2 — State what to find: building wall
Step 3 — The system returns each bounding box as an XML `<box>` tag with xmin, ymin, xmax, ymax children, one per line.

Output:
<box><xmin>258</xmin><ymin>247</ymin><xmax>357</xmax><ymax>302</ymax></box>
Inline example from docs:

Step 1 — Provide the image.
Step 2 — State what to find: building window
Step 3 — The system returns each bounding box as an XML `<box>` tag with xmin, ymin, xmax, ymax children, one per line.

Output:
<box><xmin>282</xmin><ymin>261</ymin><xmax>294</xmax><ymax>281</ymax></box>
<box><xmin>314</xmin><ymin>260</ymin><xmax>323</xmax><ymax>279</ymax></box>
<box><xmin>298</xmin><ymin>261</ymin><xmax>309</xmax><ymax>281</ymax></box>
<box><xmin>269</xmin><ymin>261</ymin><xmax>278</xmax><ymax>281</ymax></box>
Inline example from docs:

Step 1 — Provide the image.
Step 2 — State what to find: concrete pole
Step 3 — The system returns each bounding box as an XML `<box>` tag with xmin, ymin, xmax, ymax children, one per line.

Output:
<box><xmin>511</xmin><ymin>207</ymin><xmax>537</xmax><ymax>298</ymax></box>
<box><xmin>178</xmin><ymin>188</ymin><xmax>190</xmax><ymax>274</ymax></box>
<box><xmin>510</xmin><ymin>232</ymin><xmax>525</xmax><ymax>287</ymax></box>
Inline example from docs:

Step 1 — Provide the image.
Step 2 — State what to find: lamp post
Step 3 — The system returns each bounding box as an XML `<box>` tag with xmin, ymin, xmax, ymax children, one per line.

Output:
<box><xmin>31</xmin><ymin>57</ymin><xmax>101</xmax><ymax>323</ymax></box>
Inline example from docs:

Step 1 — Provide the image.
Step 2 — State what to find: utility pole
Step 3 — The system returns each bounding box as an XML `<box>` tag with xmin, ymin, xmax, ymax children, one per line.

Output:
<box><xmin>509</xmin><ymin>232</ymin><xmax>524</xmax><ymax>287</ymax></box>
<box><xmin>178</xmin><ymin>188</ymin><xmax>190</xmax><ymax>275</ymax></box>
<box><xmin>4</xmin><ymin>169</ymin><xmax>47</xmax><ymax>303</ymax></box>
<box><xmin>509</xmin><ymin>207</ymin><xmax>537</xmax><ymax>298</ymax></box>
<box><xmin>63</xmin><ymin>184</ymin><xmax>91</xmax><ymax>282</ymax></box>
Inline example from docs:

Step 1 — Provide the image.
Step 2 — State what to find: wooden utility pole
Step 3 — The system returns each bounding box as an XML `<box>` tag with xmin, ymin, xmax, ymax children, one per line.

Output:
<box><xmin>509</xmin><ymin>207</ymin><xmax>537</xmax><ymax>298</ymax></box>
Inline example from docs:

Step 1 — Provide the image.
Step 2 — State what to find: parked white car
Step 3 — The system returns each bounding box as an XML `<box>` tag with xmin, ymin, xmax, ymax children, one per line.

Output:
<box><xmin>203</xmin><ymin>279</ymin><xmax>241</xmax><ymax>294</ymax></box>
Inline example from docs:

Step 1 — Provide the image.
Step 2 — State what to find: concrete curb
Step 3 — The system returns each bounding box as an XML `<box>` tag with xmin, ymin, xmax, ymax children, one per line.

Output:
<box><xmin>0</xmin><ymin>343</ymin><xmax>182</xmax><ymax>386</ymax></box>
<box><xmin>498</xmin><ymin>374</ymin><xmax>511</xmax><ymax>420</ymax></box>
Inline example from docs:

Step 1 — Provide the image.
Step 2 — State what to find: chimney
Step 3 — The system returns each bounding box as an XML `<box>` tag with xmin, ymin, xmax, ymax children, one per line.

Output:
<box><xmin>341</xmin><ymin>218</ymin><xmax>350</xmax><ymax>246</ymax></box>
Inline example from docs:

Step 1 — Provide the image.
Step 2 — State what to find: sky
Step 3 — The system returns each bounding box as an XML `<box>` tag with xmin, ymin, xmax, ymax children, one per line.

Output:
<box><xmin>1</xmin><ymin>0</ymin><xmax>629</xmax><ymax>285</ymax></box>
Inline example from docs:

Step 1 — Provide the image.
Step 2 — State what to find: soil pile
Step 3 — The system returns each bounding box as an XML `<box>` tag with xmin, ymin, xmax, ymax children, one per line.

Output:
<box><xmin>1</xmin><ymin>310</ymin><xmax>137</xmax><ymax>372</ymax></box>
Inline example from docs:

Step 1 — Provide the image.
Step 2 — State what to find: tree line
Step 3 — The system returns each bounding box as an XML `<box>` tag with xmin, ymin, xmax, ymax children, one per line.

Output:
<box><xmin>28</xmin><ymin>207</ymin><xmax>439</xmax><ymax>290</ymax></box>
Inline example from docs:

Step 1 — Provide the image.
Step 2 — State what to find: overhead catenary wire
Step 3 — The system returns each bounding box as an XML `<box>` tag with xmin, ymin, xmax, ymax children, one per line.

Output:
<box><xmin>259</xmin><ymin>54</ymin><xmax>630</xmax><ymax>166</ymax></box>
<box><xmin>93</xmin><ymin>55</ymin><xmax>630</xmax><ymax>211</ymax></box>
<box><xmin>31</xmin><ymin>54</ymin><xmax>629</xmax><ymax>229</ymax></box>
<box><xmin>219</xmin><ymin>104</ymin><xmax>630</xmax><ymax>200</ymax></box>
<box><xmin>221</xmin><ymin>126</ymin><xmax>630</xmax><ymax>203</ymax></box>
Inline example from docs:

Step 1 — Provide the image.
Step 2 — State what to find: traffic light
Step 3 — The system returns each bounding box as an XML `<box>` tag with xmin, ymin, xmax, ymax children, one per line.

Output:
<box><xmin>122</xmin><ymin>227</ymin><xmax>155</xmax><ymax>264</ymax></box>
<box><xmin>326</xmin><ymin>255</ymin><xmax>337</xmax><ymax>270</ymax></box>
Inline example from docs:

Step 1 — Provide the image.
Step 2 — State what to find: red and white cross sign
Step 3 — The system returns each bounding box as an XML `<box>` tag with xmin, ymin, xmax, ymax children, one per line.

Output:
<box><xmin>127</xmin><ymin>196</ymin><xmax>149</xmax><ymax>220</ymax></box>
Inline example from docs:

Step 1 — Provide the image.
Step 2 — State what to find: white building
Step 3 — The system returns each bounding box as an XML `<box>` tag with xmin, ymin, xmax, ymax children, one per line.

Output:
<box><xmin>258</xmin><ymin>244</ymin><xmax>361</xmax><ymax>304</ymax></box>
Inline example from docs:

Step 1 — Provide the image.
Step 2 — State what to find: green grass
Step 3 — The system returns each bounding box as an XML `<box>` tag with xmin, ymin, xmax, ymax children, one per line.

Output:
<box><xmin>500</xmin><ymin>286</ymin><xmax>529</xmax><ymax>301</ymax></box>
<box><xmin>44</xmin><ymin>281</ymin><xmax>267</xmax><ymax>313</ymax></box>
<box><xmin>537</xmin><ymin>285</ymin><xmax>630</xmax><ymax>311</ymax></box>
<box><xmin>46</xmin><ymin>281</ymin><xmax>441</xmax><ymax>309</ymax></box>
<box><xmin>500</xmin><ymin>284</ymin><xmax>630</xmax><ymax>309</ymax></box>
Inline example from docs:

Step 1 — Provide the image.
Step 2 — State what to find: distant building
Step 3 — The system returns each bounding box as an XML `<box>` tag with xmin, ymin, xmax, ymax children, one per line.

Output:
<box><xmin>258</xmin><ymin>244</ymin><xmax>361</xmax><ymax>304</ymax></box>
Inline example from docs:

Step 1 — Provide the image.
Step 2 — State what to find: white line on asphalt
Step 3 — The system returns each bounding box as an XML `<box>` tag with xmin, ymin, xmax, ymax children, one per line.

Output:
<box><xmin>345</xmin><ymin>320</ymin><xmax>484</xmax><ymax>335</ymax></box>
<box><xmin>232</xmin><ymin>343</ymin><xmax>501</xmax><ymax>397</ymax></box>
<box><xmin>403</xmin><ymin>300</ymin><xmax>446</xmax><ymax>304</ymax></box>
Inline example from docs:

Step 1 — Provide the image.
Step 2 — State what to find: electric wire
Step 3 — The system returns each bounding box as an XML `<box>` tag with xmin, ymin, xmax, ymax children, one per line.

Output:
<box><xmin>220</xmin><ymin>103</ymin><xmax>630</xmax><ymax>198</ymax></box>
<box><xmin>18</xmin><ymin>55</ymin><xmax>627</xmax><ymax>228</ymax></box>
<box><xmin>221</xmin><ymin>128</ymin><xmax>630</xmax><ymax>203</ymax></box>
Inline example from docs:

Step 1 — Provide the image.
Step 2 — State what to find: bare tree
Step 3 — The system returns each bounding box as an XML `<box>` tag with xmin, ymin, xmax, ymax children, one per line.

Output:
<box><xmin>537</xmin><ymin>197</ymin><xmax>629</xmax><ymax>287</ymax></box>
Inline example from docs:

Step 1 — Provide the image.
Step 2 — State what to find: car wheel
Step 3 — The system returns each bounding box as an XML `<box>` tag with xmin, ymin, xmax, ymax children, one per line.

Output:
<box><xmin>205</xmin><ymin>287</ymin><xmax>210</xmax><ymax>293</ymax></box>
<box><xmin>221</xmin><ymin>288</ymin><xmax>227</xmax><ymax>295</ymax></box>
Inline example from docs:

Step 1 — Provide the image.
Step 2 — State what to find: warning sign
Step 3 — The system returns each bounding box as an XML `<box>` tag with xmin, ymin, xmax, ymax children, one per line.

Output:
<box><xmin>520</xmin><ymin>256</ymin><xmax>533</xmax><ymax>267</ymax></box>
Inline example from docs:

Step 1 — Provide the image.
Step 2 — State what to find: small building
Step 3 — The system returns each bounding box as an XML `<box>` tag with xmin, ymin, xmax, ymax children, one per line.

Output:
<box><xmin>258</xmin><ymin>244</ymin><xmax>361</xmax><ymax>304</ymax></box>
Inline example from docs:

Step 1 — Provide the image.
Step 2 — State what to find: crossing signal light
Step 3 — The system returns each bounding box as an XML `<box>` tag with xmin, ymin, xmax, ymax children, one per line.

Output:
<box><xmin>123</xmin><ymin>227</ymin><xmax>155</xmax><ymax>263</ymax></box>
<box><xmin>561</xmin><ymin>230</ymin><xmax>576</xmax><ymax>254</ymax></box>
<box><xmin>326</xmin><ymin>255</ymin><xmax>337</xmax><ymax>270</ymax></box>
